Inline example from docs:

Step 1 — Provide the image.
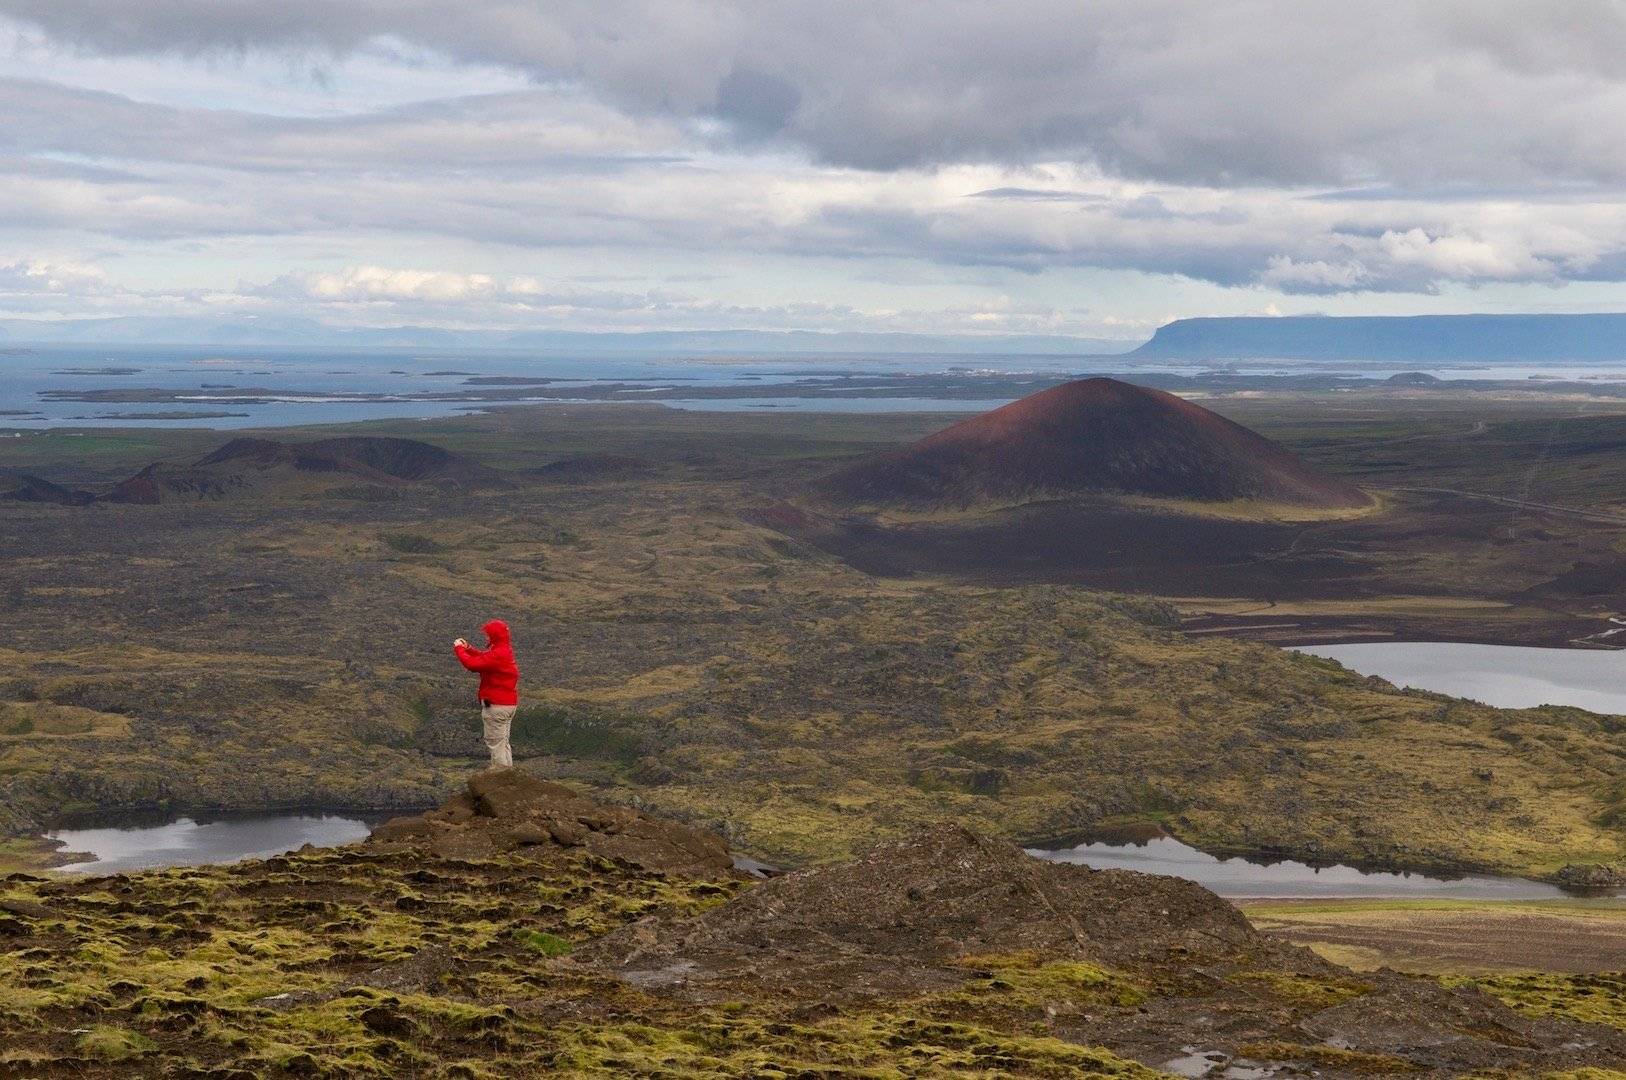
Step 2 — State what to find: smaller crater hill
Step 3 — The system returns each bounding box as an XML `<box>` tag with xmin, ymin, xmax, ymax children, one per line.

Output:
<box><xmin>101</xmin><ymin>435</ymin><xmax>506</xmax><ymax>504</ymax></box>
<box><xmin>0</xmin><ymin>473</ymin><xmax>95</xmax><ymax>506</ymax></box>
<box><xmin>821</xmin><ymin>377</ymin><xmax>1369</xmax><ymax>510</ymax></box>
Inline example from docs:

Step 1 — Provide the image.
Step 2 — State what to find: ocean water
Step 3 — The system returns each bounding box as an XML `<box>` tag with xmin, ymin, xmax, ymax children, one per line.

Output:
<box><xmin>0</xmin><ymin>345</ymin><xmax>1092</xmax><ymax>429</ymax></box>
<box><xmin>10</xmin><ymin>344</ymin><xmax>1626</xmax><ymax>430</ymax></box>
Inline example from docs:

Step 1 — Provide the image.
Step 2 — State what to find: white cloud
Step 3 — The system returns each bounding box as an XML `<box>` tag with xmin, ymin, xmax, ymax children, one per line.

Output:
<box><xmin>287</xmin><ymin>266</ymin><xmax>500</xmax><ymax>302</ymax></box>
<box><xmin>0</xmin><ymin>257</ymin><xmax>109</xmax><ymax>293</ymax></box>
<box><xmin>5</xmin><ymin>4</ymin><xmax>1626</xmax><ymax>329</ymax></box>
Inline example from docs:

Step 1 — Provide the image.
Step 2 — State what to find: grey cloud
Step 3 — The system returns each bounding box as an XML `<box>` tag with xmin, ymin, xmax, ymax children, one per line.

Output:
<box><xmin>10</xmin><ymin>2</ymin><xmax>1626</xmax><ymax>186</ymax></box>
<box><xmin>0</xmin><ymin>77</ymin><xmax>685</xmax><ymax>172</ymax></box>
<box><xmin>713</xmin><ymin>65</ymin><xmax>800</xmax><ymax>139</ymax></box>
<box><xmin>13</xmin><ymin>6</ymin><xmax>1626</xmax><ymax>303</ymax></box>
<box><xmin>967</xmin><ymin>188</ymin><xmax>1103</xmax><ymax>202</ymax></box>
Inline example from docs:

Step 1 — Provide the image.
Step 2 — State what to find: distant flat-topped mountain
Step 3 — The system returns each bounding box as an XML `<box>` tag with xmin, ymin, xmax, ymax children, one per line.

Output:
<box><xmin>1133</xmin><ymin>313</ymin><xmax>1626</xmax><ymax>362</ymax></box>
<box><xmin>102</xmin><ymin>435</ymin><xmax>504</xmax><ymax>504</ymax></box>
<box><xmin>822</xmin><ymin>377</ymin><xmax>1368</xmax><ymax>509</ymax></box>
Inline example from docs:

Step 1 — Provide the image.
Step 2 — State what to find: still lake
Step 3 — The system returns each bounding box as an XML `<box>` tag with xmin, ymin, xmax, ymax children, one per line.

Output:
<box><xmin>46</xmin><ymin>813</ymin><xmax>375</xmax><ymax>874</ymax></box>
<box><xmin>1031</xmin><ymin>835</ymin><xmax>1572</xmax><ymax>899</ymax></box>
<box><xmin>1046</xmin><ymin>639</ymin><xmax>1626</xmax><ymax>899</ymax></box>
<box><xmin>1296</xmin><ymin>640</ymin><xmax>1626</xmax><ymax>713</ymax></box>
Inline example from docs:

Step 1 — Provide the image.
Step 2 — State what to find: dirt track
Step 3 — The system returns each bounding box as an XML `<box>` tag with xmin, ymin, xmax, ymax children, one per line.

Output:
<box><xmin>1242</xmin><ymin>898</ymin><xmax>1626</xmax><ymax>974</ymax></box>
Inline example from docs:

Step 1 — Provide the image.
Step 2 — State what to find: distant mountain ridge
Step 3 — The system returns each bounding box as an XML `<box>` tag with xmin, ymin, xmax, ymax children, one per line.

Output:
<box><xmin>0</xmin><ymin>315</ymin><xmax>1136</xmax><ymax>355</ymax></box>
<box><xmin>1134</xmin><ymin>313</ymin><xmax>1626</xmax><ymax>362</ymax></box>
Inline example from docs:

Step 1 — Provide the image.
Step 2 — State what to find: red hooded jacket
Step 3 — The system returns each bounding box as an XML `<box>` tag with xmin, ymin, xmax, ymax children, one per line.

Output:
<box><xmin>454</xmin><ymin>619</ymin><xmax>520</xmax><ymax>706</ymax></box>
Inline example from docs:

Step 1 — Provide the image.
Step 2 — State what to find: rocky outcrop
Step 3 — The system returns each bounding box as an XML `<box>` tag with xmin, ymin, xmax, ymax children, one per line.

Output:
<box><xmin>368</xmin><ymin>770</ymin><xmax>733</xmax><ymax>877</ymax></box>
<box><xmin>581</xmin><ymin>823</ymin><xmax>1626</xmax><ymax>1073</ymax></box>
<box><xmin>582</xmin><ymin>823</ymin><xmax>1258</xmax><ymax>996</ymax></box>
<box><xmin>1552</xmin><ymin>862</ymin><xmax>1626</xmax><ymax>890</ymax></box>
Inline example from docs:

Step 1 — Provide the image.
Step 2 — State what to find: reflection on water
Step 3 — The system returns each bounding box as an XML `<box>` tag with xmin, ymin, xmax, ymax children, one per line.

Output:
<box><xmin>1296</xmin><ymin>641</ymin><xmax>1626</xmax><ymax>713</ymax></box>
<box><xmin>1031</xmin><ymin>835</ymin><xmax>1579</xmax><ymax>899</ymax></box>
<box><xmin>46</xmin><ymin>813</ymin><xmax>374</xmax><ymax>874</ymax></box>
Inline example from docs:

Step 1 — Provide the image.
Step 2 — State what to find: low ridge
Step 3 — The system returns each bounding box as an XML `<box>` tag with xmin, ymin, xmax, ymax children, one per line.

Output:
<box><xmin>822</xmin><ymin>377</ymin><xmax>1368</xmax><ymax>509</ymax></box>
<box><xmin>102</xmin><ymin>435</ymin><xmax>504</xmax><ymax>503</ymax></box>
<box><xmin>196</xmin><ymin>435</ymin><xmax>501</xmax><ymax>485</ymax></box>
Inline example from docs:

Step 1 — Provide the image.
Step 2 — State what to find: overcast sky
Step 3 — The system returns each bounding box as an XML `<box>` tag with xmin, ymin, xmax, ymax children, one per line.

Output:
<box><xmin>6</xmin><ymin>1</ymin><xmax>1626</xmax><ymax>340</ymax></box>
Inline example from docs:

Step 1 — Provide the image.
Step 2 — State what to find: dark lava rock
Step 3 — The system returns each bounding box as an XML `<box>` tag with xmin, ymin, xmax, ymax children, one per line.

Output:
<box><xmin>369</xmin><ymin>770</ymin><xmax>732</xmax><ymax>877</ymax></box>
<box><xmin>359</xmin><ymin>1005</ymin><xmax>421</xmax><ymax>1039</ymax></box>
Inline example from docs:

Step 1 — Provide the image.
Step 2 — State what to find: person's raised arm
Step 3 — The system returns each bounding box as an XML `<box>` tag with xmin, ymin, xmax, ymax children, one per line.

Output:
<box><xmin>454</xmin><ymin>639</ymin><xmax>495</xmax><ymax>672</ymax></box>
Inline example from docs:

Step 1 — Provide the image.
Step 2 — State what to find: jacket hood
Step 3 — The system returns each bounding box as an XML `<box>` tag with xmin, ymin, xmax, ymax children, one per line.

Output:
<box><xmin>482</xmin><ymin>619</ymin><xmax>510</xmax><ymax>647</ymax></box>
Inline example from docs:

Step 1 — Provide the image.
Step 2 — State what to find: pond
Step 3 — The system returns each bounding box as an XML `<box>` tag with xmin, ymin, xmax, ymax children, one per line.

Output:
<box><xmin>42</xmin><ymin>809</ymin><xmax>1612</xmax><ymax>898</ymax></box>
<box><xmin>45</xmin><ymin>812</ymin><xmax>375</xmax><ymax>874</ymax></box>
<box><xmin>1030</xmin><ymin>835</ymin><xmax>1582</xmax><ymax>899</ymax></box>
<box><xmin>1295</xmin><ymin>641</ymin><xmax>1626</xmax><ymax>712</ymax></box>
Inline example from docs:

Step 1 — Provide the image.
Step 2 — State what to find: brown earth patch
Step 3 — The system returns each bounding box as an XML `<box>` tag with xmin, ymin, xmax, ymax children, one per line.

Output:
<box><xmin>1243</xmin><ymin>899</ymin><xmax>1626</xmax><ymax>975</ymax></box>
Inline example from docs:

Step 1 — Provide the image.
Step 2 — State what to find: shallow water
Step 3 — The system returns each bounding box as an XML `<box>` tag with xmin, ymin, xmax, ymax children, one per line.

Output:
<box><xmin>14</xmin><ymin>345</ymin><xmax>1626</xmax><ymax>430</ymax></box>
<box><xmin>1030</xmin><ymin>835</ymin><xmax>1579</xmax><ymax>899</ymax></box>
<box><xmin>46</xmin><ymin>813</ymin><xmax>374</xmax><ymax>874</ymax></box>
<box><xmin>0</xmin><ymin>347</ymin><xmax>1087</xmax><ymax>429</ymax></box>
<box><xmin>1296</xmin><ymin>641</ymin><xmax>1626</xmax><ymax>712</ymax></box>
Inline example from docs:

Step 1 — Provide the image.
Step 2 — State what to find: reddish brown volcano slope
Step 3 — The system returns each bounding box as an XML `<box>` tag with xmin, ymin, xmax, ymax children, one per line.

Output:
<box><xmin>822</xmin><ymin>377</ymin><xmax>1368</xmax><ymax>509</ymax></box>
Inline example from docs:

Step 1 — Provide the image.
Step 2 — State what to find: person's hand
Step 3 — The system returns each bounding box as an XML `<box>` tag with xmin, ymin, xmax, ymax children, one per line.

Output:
<box><xmin>453</xmin><ymin>637</ymin><xmax>468</xmax><ymax>648</ymax></box>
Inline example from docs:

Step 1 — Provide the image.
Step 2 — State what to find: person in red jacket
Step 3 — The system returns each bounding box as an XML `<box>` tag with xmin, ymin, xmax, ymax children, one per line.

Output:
<box><xmin>453</xmin><ymin>619</ymin><xmax>520</xmax><ymax>769</ymax></box>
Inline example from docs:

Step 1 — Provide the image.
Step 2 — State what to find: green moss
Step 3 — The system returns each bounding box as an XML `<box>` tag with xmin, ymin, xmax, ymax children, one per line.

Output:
<box><xmin>942</xmin><ymin>953</ymin><xmax>1147</xmax><ymax>1010</ymax></box>
<box><xmin>1230</xmin><ymin>969</ymin><xmax>1371</xmax><ymax>1008</ymax></box>
<box><xmin>509</xmin><ymin>705</ymin><xmax>649</xmax><ymax>766</ymax></box>
<box><xmin>515</xmin><ymin>929</ymin><xmax>574</xmax><ymax>956</ymax></box>
<box><xmin>76</xmin><ymin>1025</ymin><xmax>158</xmax><ymax>1062</ymax></box>
<box><xmin>1458</xmin><ymin>972</ymin><xmax>1626</xmax><ymax>1030</ymax></box>
<box><xmin>538</xmin><ymin>1013</ymin><xmax>1161</xmax><ymax>1077</ymax></box>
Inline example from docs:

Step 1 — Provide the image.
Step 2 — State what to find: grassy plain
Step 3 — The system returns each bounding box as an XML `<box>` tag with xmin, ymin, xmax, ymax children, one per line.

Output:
<box><xmin>1</xmin><ymin>397</ymin><xmax>1624</xmax><ymax>880</ymax></box>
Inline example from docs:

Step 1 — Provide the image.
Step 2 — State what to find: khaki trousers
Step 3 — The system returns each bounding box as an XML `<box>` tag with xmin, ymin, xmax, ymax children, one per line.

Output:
<box><xmin>481</xmin><ymin>703</ymin><xmax>516</xmax><ymax>769</ymax></box>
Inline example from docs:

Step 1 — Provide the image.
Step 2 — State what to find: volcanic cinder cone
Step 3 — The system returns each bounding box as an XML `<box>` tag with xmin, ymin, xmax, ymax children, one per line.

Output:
<box><xmin>822</xmin><ymin>377</ymin><xmax>1369</xmax><ymax>509</ymax></box>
